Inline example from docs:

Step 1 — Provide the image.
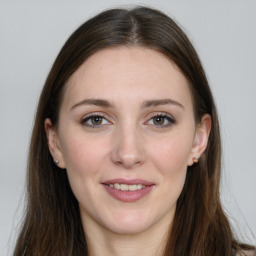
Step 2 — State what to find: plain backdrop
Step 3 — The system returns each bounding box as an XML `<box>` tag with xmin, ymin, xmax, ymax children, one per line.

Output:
<box><xmin>0</xmin><ymin>0</ymin><xmax>255</xmax><ymax>255</ymax></box>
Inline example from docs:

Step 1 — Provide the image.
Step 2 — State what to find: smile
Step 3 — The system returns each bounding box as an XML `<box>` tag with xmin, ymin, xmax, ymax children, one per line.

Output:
<box><xmin>102</xmin><ymin>179</ymin><xmax>154</xmax><ymax>202</ymax></box>
<box><xmin>107</xmin><ymin>183</ymin><xmax>146</xmax><ymax>191</ymax></box>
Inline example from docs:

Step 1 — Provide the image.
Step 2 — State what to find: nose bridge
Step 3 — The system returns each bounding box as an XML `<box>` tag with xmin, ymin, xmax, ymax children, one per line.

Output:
<box><xmin>111</xmin><ymin>118</ymin><xmax>145</xmax><ymax>168</ymax></box>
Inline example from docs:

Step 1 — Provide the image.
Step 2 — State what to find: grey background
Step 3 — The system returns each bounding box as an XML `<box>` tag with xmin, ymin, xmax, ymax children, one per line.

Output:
<box><xmin>0</xmin><ymin>0</ymin><xmax>255</xmax><ymax>255</ymax></box>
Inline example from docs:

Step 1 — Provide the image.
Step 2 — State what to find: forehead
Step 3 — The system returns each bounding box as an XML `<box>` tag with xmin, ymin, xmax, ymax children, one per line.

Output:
<box><xmin>62</xmin><ymin>46</ymin><xmax>193</xmax><ymax>110</ymax></box>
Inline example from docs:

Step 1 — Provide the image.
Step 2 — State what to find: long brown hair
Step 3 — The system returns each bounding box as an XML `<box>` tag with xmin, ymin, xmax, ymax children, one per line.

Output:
<box><xmin>13</xmin><ymin>6</ymin><xmax>255</xmax><ymax>256</ymax></box>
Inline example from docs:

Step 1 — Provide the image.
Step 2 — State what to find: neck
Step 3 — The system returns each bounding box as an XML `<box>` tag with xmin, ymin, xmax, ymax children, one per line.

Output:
<box><xmin>82</xmin><ymin>214</ymin><xmax>172</xmax><ymax>256</ymax></box>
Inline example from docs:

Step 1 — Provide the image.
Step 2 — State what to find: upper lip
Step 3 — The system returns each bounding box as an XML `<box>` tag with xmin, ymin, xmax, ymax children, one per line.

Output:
<box><xmin>102</xmin><ymin>178</ymin><xmax>155</xmax><ymax>186</ymax></box>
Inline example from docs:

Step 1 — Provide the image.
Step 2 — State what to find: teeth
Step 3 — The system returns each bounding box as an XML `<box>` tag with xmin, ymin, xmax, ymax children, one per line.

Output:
<box><xmin>120</xmin><ymin>184</ymin><xmax>128</xmax><ymax>191</ymax></box>
<box><xmin>137</xmin><ymin>184</ymin><xmax>143</xmax><ymax>190</ymax></box>
<box><xmin>129</xmin><ymin>184</ymin><xmax>137</xmax><ymax>191</ymax></box>
<box><xmin>110</xmin><ymin>183</ymin><xmax>146</xmax><ymax>191</ymax></box>
<box><xmin>114</xmin><ymin>183</ymin><xmax>120</xmax><ymax>189</ymax></box>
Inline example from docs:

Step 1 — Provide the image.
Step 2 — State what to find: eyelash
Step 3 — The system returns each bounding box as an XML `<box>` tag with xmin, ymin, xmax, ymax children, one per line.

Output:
<box><xmin>145</xmin><ymin>113</ymin><xmax>176</xmax><ymax>128</ymax></box>
<box><xmin>81</xmin><ymin>114</ymin><xmax>110</xmax><ymax>128</ymax></box>
<box><xmin>80</xmin><ymin>113</ymin><xmax>176</xmax><ymax>129</ymax></box>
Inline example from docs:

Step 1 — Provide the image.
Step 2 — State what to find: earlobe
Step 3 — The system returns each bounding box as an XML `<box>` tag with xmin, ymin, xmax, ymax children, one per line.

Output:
<box><xmin>44</xmin><ymin>118</ymin><xmax>65</xmax><ymax>169</ymax></box>
<box><xmin>188</xmin><ymin>114</ymin><xmax>211</xmax><ymax>166</ymax></box>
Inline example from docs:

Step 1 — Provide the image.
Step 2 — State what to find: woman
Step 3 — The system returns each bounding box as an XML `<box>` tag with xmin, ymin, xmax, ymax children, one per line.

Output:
<box><xmin>13</xmin><ymin>6</ymin><xmax>255</xmax><ymax>256</ymax></box>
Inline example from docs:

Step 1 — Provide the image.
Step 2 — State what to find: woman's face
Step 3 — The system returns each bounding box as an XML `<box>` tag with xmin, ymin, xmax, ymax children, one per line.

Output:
<box><xmin>46</xmin><ymin>47</ymin><xmax>210</xmax><ymax>235</ymax></box>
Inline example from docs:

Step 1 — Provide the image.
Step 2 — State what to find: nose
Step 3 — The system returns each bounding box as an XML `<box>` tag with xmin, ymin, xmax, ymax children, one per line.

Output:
<box><xmin>110</xmin><ymin>125</ymin><xmax>146</xmax><ymax>169</ymax></box>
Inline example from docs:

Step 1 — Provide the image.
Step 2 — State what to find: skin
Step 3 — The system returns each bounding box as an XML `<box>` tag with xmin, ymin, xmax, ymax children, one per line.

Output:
<box><xmin>45</xmin><ymin>46</ymin><xmax>211</xmax><ymax>256</ymax></box>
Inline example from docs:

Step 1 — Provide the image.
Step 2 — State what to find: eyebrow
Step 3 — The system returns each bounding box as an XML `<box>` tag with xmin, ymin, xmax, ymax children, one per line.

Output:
<box><xmin>70</xmin><ymin>98</ymin><xmax>184</xmax><ymax>111</ymax></box>
<box><xmin>71</xmin><ymin>99</ymin><xmax>113</xmax><ymax>110</ymax></box>
<box><xmin>142</xmin><ymin>99</ymin><xmax>184</xmax><ymax>109</ymax></box>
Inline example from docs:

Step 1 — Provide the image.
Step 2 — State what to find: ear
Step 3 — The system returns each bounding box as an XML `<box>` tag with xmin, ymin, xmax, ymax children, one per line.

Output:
<box><xmin>188</xmin><ymin>114</ymin><xmax>211</xmax><ymax>166</ymax></box>
<box><xmin>44</xmin><ymin>118</ymin><xmax>66</xmax><ymax>169</ymax></box>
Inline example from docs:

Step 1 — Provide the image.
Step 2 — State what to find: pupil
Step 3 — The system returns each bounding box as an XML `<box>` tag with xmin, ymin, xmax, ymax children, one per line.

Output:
<box><xmin>154</xmin><ymin>116</ymin><xmax>164</xmax><ymax>125</ymax></box>
<box><xmin>92</xmin><ymin>116</ymin><xmax>102</xmax><ymax>125</ymax></box>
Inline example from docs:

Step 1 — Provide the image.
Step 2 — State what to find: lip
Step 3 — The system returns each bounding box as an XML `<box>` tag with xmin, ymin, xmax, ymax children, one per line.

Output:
<box><xmin>102</xmin><ymin>178</ymin><xmax>155</xmax><ymax>202</ymax></box>
<box><xmin>102</xmin><ymin>178</ymin><xmax>154</xmax><ymax>186</ymax></box>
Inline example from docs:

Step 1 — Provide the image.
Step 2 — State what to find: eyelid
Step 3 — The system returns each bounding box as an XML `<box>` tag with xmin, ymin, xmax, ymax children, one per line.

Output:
<box><xmin>79</xmin><ymin>111</ymin><xmax>176</xmax><ymax>129</ymax></box>
<box><xmin>144</xmin><ymin>112</ymin><xmax>176</xmax><ymax>127</ymax></box>
<box><xmin>80</xmin><ymin>112</ymin><xmax>112</xmax><ymax>127</ymax></box>
<box><xmin>81</xmin><ymin>111</ymin><xmax>111</xmax><ymax>120</ymax></box>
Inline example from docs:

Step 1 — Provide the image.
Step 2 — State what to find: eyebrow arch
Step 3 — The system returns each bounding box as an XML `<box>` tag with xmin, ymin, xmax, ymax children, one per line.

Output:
<box><xmin>70</xmin><ymin>98</ymin><xmax>184</xmax><ymax>111</ymax></box>
<box><xmin>142</xmin><ymin>99</ymin><xmax>184</xmax><ymax>109</ymax></box>
<box><xmin>71</xmin><ymin>99</ymin><xmax>113</xmax><ymax>110</ymax></box>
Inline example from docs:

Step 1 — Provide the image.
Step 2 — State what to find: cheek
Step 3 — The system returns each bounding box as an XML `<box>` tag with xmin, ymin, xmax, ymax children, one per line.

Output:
<box><xmin>59</xmin><ymin>133</ymin><xmax>110</xmax><ymax>210</ymax></box>
<box><xmin>148</xmin><ymin>132</ymin><xmax>193</xmax><ymax>195</ymax></box>
<box><xmin>60</xmin><ymin>133</ymin><xmax>109</xmax><ymax>181</ymax></box>
<box><xmin>151</xmin><ymin>135</ymin><xmax>192</xmax><ymax>172</ymax></box>
<box><xmin>149</xmin><ymin>135</ymin><xmax>191</xmax><ymax>208</ymax></box>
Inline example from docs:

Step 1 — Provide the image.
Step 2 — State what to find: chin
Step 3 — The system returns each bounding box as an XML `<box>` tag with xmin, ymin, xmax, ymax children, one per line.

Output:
<box><xmin>107</xmin><ymin>222</ymin><xmax>151</xmax><ymax>235</ymax></box>
<box><xmin>102</xmin><ymin>210</ymin><xmax>157</xmax><ymax>235</ymax></box>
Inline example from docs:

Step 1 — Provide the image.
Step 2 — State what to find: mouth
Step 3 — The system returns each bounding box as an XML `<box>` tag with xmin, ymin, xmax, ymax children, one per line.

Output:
<box><xmin>102</xmin><ymin>179</ymin><xmax>155</xmax><ymax>202</ymax></box>
<box><xmin>106</xmin><ymin>183</ymin><xmax>147</xmax><ymax>191</ymax></box>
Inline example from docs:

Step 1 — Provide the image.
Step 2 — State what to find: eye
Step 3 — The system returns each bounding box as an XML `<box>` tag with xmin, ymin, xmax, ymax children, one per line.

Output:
<box><xmin>146</xmin><ymin>114</ymin><xmax>176</xmax><ymax>128</ymax></box>
<box><xmin>81</xmin><ymin>114</ymin><xmax>111</xmax><ymax>128</ymax></box>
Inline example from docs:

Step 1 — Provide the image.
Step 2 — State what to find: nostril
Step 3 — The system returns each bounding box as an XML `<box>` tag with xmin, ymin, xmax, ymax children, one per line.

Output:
<box><xmin>110</xmin><ymin>132</ymin><xmax>146</xmax><ymax>168</ymax></box>
<box><xmin>112</xmin><ymin>153</ymin><xmax>145</xmax><ymax>169</ymax></box>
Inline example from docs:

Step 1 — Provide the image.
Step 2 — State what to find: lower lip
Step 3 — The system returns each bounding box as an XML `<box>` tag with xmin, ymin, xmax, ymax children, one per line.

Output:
<box><xmin>102</xmin><ymin>184</ymin><xmax>154</xmax><ymax>202</ymax></box>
